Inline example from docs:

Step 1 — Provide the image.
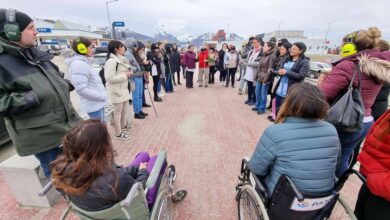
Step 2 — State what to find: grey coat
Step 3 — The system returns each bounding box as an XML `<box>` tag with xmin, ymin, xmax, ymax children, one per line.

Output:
<box><xmin>249</xmin><ymin>117</ymin><xmax>340</xmax><ymax>196</ymax></box>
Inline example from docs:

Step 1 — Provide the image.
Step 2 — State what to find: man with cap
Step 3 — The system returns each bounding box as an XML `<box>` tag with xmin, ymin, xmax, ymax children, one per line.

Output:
<box><xmin>0</xmin><ymin>9</ymin><xmax>81</xmax><ymax>177</ymax></box>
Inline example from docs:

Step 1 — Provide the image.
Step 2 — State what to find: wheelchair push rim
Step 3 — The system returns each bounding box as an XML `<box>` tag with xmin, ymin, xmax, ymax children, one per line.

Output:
<box><xmin>237</xmin><ymin>184</ymin><xmax>269</xmax><ymax>220</ymax></box>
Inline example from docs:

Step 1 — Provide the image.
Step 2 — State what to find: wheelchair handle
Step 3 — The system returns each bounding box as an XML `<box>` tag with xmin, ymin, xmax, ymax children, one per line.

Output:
<box><xmin>38</xmin><ymin>181</ymin><xmax>53</xmax><ymax>197</ymax></box>
<box><xmin>122</xmin><ymin>182</ymin><xmax>142</xmax><ymax>207</ymax></box>
<box><xmin>284</xmin><ymin>176</ymin><xmax>304</xmax><ymax>201</ymax></box>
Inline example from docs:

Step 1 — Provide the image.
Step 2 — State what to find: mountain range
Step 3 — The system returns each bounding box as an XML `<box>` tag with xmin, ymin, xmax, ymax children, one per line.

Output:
<box><xmin>116</xmin><ymin>30</ymin><xmax>243</xmax><ymax>46</ymax></box>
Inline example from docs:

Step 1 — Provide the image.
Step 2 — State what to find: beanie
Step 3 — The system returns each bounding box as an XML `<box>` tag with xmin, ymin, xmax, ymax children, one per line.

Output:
<box><xmin>0</xmin><ymin>9</ymin><xmax>33</xmax><ymax>39</ymax></box>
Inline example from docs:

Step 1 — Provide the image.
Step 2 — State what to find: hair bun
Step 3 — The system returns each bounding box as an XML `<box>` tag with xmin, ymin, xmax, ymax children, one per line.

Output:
<box><xmin>367</xmin><ymin>27</ymin><xmax>382</xmax><ymax>39</ymax></box>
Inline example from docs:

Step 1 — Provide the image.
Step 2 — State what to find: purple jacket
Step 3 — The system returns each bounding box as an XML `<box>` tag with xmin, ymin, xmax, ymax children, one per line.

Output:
<box><xmin>183</xmin><ymin>51</ymin><xmax>197</xmax><ymax>69</ymax></box>
<box><xmin>320</xmin><ymin>49</ymin><xmax>390</xmax><ymax>117</ymax></box>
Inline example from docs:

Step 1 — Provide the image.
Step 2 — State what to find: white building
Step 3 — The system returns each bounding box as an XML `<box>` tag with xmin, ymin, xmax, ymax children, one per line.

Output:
<box><xmin>35</xmin><ymin>18</ymin><xmax>104</xmax><ymax>48</ymax></box>
<box><xmin>264</xmin><ymin>30</ymin><xmax>330</xmax><ymax>55</ymax></box>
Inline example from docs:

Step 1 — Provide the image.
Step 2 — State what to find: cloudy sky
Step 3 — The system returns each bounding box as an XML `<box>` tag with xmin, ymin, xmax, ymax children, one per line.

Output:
<box><xmin>2</xmin><ymin>0</ymin><xmax>389</xmax><ymax>46</ymax></box>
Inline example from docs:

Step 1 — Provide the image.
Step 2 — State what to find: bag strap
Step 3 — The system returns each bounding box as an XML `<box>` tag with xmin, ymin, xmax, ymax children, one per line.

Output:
<box><xmin>348</xmin><ymin>63</ymin><xmax>362</xmax><ymax>91</ymax></box>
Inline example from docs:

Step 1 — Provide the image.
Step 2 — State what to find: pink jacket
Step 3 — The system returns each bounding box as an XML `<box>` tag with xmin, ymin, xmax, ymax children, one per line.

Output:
<box><xmin>320</xmin><ymin>50</ymin><xmax>390</xmax><ymax>117</ymax></box>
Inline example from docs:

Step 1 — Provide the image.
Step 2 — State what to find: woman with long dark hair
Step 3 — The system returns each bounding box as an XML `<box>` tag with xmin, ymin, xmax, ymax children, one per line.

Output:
<box><xmin>104</xmin><ymin>40</ymin><xmax>133</xmax><ymax>140</ymax></box>
<box><xmin>273</xmin><ymin>42</ymin><xmax>310</xmax><ymax>115</ymax></box>
<box><xmin>51</xmin><ymin>120</ymin><xmax>159</xmax><ymax>211</ymax></box>
<box><xmin>218</xmin><ymin>43</ymin><xmax>229</xmax><ymax>85</ymax></box>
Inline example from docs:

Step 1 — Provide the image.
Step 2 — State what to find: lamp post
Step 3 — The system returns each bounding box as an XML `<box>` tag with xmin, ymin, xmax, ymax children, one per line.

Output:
<box><xmin>106</xmin><ymin>0</ymin><xmax>118</xmax><ymax>39</ymax></box>
<box><xmin>322</xmin><ymin>21</ymin><xmax>335</xmax><ymax>54</ymax></box>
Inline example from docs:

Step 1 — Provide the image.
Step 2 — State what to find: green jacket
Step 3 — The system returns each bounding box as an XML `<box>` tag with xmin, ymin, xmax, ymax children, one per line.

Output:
<box><xmin>0</xmin><ymin>39</ymin><xmax>81</xmax><ymax>156</ymax></box>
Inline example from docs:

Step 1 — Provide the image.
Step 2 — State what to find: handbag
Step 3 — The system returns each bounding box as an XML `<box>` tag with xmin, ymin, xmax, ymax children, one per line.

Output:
<box><xmin>129</xmin><ymin>78</ymin><xmax>136</xmax><ymax>92</ymax></box>
<box><xmin>326</xmin><ymin>64</ymin><xmax>364</xmax><ymax>131</ymax></box>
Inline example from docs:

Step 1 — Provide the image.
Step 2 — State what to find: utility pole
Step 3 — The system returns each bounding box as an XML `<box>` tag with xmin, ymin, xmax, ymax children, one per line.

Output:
<box><xmin>322</xmin><ymin>21</ymin><xmax>334</xmax><ymax>54</ymax></box>
<box><xmin>106</xmin><ymin>0</ymin><xmax>118</xmax><ymax>39</ymax></box>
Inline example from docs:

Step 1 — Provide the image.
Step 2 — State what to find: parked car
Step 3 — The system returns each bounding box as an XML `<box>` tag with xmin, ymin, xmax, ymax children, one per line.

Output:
<box><xmin>37</xmin><ymin>45</ymin><xmax>60</xmax><ymax>56</ymax></box>
<box><xmin>309</xmin><ymin>62</ymin><xmax>332</xmax><ymax>78</ymax></box>
<box><xmin>92</xmin><ymin>53</ymin><xmax>106</xmax><ymax>70</ymax></box>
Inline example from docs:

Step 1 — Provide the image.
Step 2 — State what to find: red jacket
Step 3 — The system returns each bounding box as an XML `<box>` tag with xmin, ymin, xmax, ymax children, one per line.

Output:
<box><xmin>320</xmin><ymin>50</ymin><xmax>390</xmax><ymax>117</ymax></box>
<box><xmin>358</xmin><ymin>109</ymin><xmax>390</xmax><ymax>201</ymax></box>
<box><xmin>198</xmin><ymin>50</ymin><xmax>209</xmax><ymax>68</ymax></box>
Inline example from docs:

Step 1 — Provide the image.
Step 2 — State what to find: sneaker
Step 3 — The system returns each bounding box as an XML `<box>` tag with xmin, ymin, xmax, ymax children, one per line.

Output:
<box><xmin>257</xmin><ymin>110</ymin><xmax>265</xmax><ymax>115</ymax></box>
<box><xmin>140</xmin><ymin>111</ymin><xmax>148</xmax><ymax>116</ymax></box>
<box><xmin>248</xmin><ymin>101</ymin><xmax>256</xmax><ymax>106</ymax></box>
<box><xmin>142</xmin><ymin>103</ymin><xmax>151</xmax><ymax>108</ymax></box>
<box><xmin>244</xmin><ymin>100</ymin><xmax>250</xmax><ymax>104</ymax></box>
<box><xmin>267</xmin><ymin>116</ymin><xmax>275</xmax><ymax>122</ymax></box>
<box><xmin>134</xmin><ymin>114</ymin><xmax>145</xmax><ymax>119</ymax></box>
<box><xmin>251</xmin><ymin>107</ymin><xmax>258</xmax><ymax>111</ymax></box>
<box><xmin>115</xmin><ymin>132</ymin><xmax>129</xmax><ymax>140</ymax></box>
<box><xmin>154</xmin><ymin>96</ymin><xmax>163</xmax><ymax>102</ymax></box>
<box><xmin>199</xmin><ymin>85</ymin><xmax>203</xmax><ymax>87</ymax></box>
<box><xmin>158</xmin><ymin>92</ymin><xmax>165</xmax><ymax>97</ymax></box>
<box><xmin>121</xmin><ymin>124</ymin><xmax>134</xmax><ymax>131</ymax></box>
<box><xmin>178</xmin><ymin>82</ymin><xmax>182</xmax><ymax>85</ymax></box>
<box><xmin>238</xmin><ymin>89</ymin><xmax>243</xmax><ymax>95</ymax></box>
<box><xmin>205</xmin><ymin>85</ymin><xmax>208</xmax><ymax>88</ymax></box>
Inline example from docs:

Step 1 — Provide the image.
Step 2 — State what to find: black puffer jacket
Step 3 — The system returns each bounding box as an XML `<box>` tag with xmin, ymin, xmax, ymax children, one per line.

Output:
<box><xmin>69</xmin><ymin>164</ymin><xmax>148</xmax><ymax>211</ymax></box>
<box><xmin>372</xmin><ymin>82</ymin><xmax>390</xmax><ymax>120</ymax></box>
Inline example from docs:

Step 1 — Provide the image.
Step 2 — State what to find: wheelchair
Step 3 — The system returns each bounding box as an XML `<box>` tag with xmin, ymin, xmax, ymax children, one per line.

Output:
<box><xmin>235</xmin><ymin>158</ymin><xmax>366</xmax><ymax>220</ymax></box>
<box><xmin>39</xmin><ymin>150</ymin><xmax>187</xmax><ymax>220</ymax></box>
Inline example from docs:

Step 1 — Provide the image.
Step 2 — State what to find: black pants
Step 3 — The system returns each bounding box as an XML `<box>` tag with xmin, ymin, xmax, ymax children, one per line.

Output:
<box><xmin>355</xmin><ymin>184</ymin><xmax>390</xmax><ymax>220</ymax></box>
<box><xmin>152</xmin><ymin>75</ymin><xmax>159</xmax><ymax>97</ymax></box>
<box><xmin>247</xmin><ymin>81</ymin><xmax>256</xmax><ymax>102</ymax></box>
<box><xmin>142</xmin><ymin>80</ymin><xmax>147</xmax><ymax>104</ymax></box>
<box><xmin>209</xmin><ymin>66</ymin><xmax>217</xmax><ymax>83</ymax></box>
<box><xmin>226</xmin><ymin>67</ymin><xmax>237</xmax><ymax>86</ymax></box>
<box><xmin>186</xmin><ymin>71</ymin><xmax>194</xmax><ymax>88</ymax></box>
<box><xmin>182</xmin><ymin>65</ymin><xmax>186</xmax><ymax>78</ymax></box>
<box><xmin>172</xmin><ymin>69</ymin><xmax>180</xmax><ymax>84</ymax></box>
<box><xmin>219</xmin><ymin>69</ymin><xmax>227</xmax><ymax>82</ymax></box>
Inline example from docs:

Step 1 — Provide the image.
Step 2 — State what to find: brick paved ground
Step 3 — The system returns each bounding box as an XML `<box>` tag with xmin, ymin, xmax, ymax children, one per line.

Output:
<box><xmin>0</xmin><ymin>71</ymin><xmax>362</xmax><ymax>220</ymax></box>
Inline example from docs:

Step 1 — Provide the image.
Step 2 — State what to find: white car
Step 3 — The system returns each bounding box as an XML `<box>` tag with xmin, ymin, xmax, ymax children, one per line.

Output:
<box><xmin>91</xmin><ymin>53</ymin><xmax>107</xmax><ymax>70</ymax></box>
<box><xmin>309</xmin><ymin>62</ymin><xmax>332</xmax><ymax>78</ymax></box>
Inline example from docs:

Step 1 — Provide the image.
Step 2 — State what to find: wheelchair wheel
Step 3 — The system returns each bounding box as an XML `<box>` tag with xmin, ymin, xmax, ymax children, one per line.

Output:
<box><xmin>151</xmin><ymin>189</ymin><xmax>172</xmax><ymax>220</ymax></box>
<box><xmin>237</xmin><ymin>184</ymin><xmax>268</xmax><ymax>220</ymax></box>
<box><xmin>172</xmin><ymin>189</ymin><xmax>187</xmax><ymax>203</ymax></box>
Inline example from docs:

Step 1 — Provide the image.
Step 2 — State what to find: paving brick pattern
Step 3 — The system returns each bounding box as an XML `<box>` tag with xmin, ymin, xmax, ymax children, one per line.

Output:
<box><xmin>0</xmin><ymin>72</ymin><xmax>361</xmax><ymax>220</ymax></box>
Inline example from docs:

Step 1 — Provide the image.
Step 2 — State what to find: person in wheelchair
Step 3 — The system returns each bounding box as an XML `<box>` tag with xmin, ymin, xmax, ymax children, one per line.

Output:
<box><xmin>249</xmin><ymin>83</ymin><xmax>341</xmax><ymax>196</ymax></box>
<box><xmin>50</xmin><ymin>119</ymin><xmax>161</xmax><ymax>211</ymax></box>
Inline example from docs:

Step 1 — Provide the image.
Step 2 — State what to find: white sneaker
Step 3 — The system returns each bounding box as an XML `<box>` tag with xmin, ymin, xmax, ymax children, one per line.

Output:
<box><xmin>158</xmin><ymin>92</ymin><xmax>165</xmax><ymax>97</ymax></box>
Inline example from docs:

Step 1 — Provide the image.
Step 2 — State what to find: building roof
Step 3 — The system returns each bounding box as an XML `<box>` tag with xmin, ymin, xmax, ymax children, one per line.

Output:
<box><xmin>53</xmin><ymin>20</ymin><xmax>91</xmax><ymax>31</ymax></box>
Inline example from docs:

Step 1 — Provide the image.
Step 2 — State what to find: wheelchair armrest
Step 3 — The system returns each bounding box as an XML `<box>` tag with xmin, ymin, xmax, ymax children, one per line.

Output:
<box><xmin>38</xmin><ymin>181</ymin><xmax>53</xmax><ymax>197</ymax></box>
<box><xmin>146</xmin><ymin>150</ymin><xmax>167</xmax><ymax>190</ymax></box>
<box><xmin>251</xmin><ymin>173</ymin><xmax>269</xmax><ymax>205</ymax></box>
<box><xmin>335</xmin><ymin>169</ymin><xmax>367</xmax><ymax>192</ymax></box>
<box><xmin>284</xmin><ymin>176</ymin><xmax>304</xmax><ymax>202</ymax></box>
<box><xmin>121</xmin><ymin>182</ymin><xmax>142</xmax><ymax>207</ymax></box>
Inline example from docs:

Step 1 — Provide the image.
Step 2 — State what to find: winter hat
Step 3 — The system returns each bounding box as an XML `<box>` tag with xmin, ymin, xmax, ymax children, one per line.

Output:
<box><xmin>293</xmin><ymin>42</ymin><xmax>307</xmax><ymax>54</ymax></box>
<box><xmin>0</xmin><ymin>9</ymin><xmax>33</xmax><ymax>40</ymax></box>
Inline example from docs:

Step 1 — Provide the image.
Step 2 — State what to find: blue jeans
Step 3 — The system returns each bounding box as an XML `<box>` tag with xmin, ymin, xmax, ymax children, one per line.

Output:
<box><xmin>255</xmin><ymin>82</ymin><xmax>270</xmax><ymax>112</ymax></box>
<box><xmin>34</xmin><ymin>146</ymin><xmax>62</xmax><ymax>178</ymax></box>
<box><xmin>132</xmin><ymin>77</ymin><xmax>143</xmax><ymax>114</ymax></box>
<box><xmin>335</xmin><ymin>121</ymin><xmax>374</xmax><ymax>178</ymax></box>
<box><xmin>165</xmin><ymin>72</ymin><xmax>173</xmax><ymax>92</ymax></box>
<box><xmin>88</xmin><ymin>108</ymin><xmax>105</xmax><ymax>122</ymax></box>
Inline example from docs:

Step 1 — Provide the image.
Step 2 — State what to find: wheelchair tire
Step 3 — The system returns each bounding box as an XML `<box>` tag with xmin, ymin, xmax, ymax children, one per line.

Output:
<box><xmin>172</xmin><ymin>189</ymin><xmax>187</xmax><ymax>203</ymax></box>
<box><xmin>237</xmin><ymin>184</ymin><xmax>269</xmax><ymax>220</ymax></box>
<box><xmin>150</xmin><ymin>189</ymin><xmax>172</xmax><ymax>220</ymax></box>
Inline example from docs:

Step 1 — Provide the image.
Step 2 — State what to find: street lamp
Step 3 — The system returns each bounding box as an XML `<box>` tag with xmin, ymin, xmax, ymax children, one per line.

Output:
<box><xmin>322</xmin><ymin>21</ymin><xmax>335</xmax><ymax>54</ymax></box>
<box><xmin>106</xmin><ymin>0</ymin><xmax>119</xmax><ymax>39</ymax></box>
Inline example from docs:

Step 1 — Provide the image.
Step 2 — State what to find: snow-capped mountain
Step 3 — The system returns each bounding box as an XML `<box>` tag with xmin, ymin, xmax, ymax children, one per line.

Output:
<box><xmin>177</xmin><ymin>34</ymin><xmax>196</xmax><ymax>43</ymax></box>
<box><xmin>228</xmin><ymin>33</ymin><xmax>244</xmax><ymax>41</ymax></box>
<box><xmin>155</xmin><ymin>30</ymin><xmax>179</xmax><ymax>43</ymax></box>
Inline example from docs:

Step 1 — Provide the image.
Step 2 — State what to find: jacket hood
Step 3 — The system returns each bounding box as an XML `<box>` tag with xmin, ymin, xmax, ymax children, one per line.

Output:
<box><xmin>62</xmin><ymin>49</ymin><xmax>89</xmax><ymax>66</ymax></box>
<box><xmin>358</xmin><ymin>52</ymin><xmax>390</xmax><ymax>83</ymax></box>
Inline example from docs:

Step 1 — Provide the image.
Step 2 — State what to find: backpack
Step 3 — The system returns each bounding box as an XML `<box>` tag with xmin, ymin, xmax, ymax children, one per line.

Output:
<box><xmin>99</xmin><ymin>62</ymin><xmax>118</xmax><ymax>87</ymax></box>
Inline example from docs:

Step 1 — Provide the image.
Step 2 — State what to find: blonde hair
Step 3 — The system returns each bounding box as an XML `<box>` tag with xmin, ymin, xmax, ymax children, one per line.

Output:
<box><xmin>345</xmin><ymin>27</ymin><xmax>382</xmax><ymax>51</ymax></box>
<box><xmin>375</xmin><ymin>39</ymin><xmax>390</xmax><ymax>51</ymax></box>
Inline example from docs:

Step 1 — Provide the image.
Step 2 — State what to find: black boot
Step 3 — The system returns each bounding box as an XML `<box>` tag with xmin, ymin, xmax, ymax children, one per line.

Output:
<box><xmin>134</xmin><ymin>114</ymin><xmax>145</xmax><ymax>119</ymax></box>
<box><xmin>142</xmin><ymin>103</ymin><xmax>151</xmax><ymax>107</ymax></box>
<box><xmin>140</xmin><ymin>111</ymin><xmax>148</xmax><ymax>116</ymax></box>
<box><xmin>154</xmin><ymin>96</ymin><xmax>162</xmax><ymax>102</ymax></box>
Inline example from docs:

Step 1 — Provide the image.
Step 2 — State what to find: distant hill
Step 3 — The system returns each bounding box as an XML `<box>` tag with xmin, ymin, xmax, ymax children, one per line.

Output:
<box><xmin>154</xmin><ymin>30</ymin><xmax>179</xmax><ymax>43</ymax></box>
<box><xmin>191</xmin><ymin>33</ymin><xmax>213</xmax><ymax>47</ymax></box>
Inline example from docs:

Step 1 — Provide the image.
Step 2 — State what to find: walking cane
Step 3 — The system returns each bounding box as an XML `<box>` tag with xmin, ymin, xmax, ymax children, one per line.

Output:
<box><xmin>145</xmin><ymin>83</ymin><xmax>158</xmax><ymax>118</ymax></box>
